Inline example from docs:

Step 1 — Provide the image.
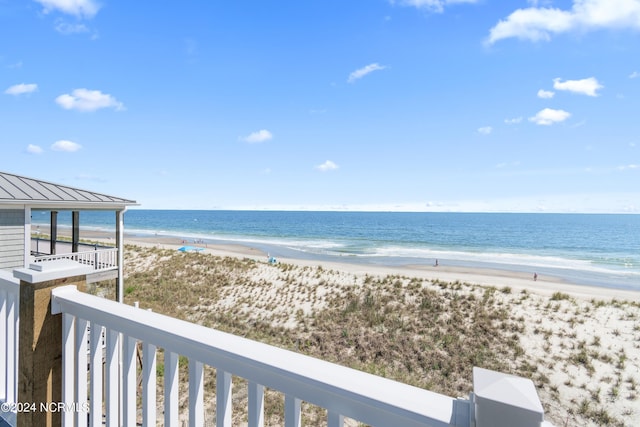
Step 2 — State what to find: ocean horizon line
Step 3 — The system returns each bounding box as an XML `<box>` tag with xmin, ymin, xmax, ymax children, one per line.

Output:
<box><xmin>124</xmin><ymin>207</ymin><xmax>640</xmax><ymax>215</ymax></box>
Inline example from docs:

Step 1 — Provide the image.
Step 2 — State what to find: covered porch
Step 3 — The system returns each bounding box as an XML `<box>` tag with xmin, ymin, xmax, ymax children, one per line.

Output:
<box><xmin>0</xmin><ymin>171</ymin><xmax>137</xmax><ymax>293</ymax></box>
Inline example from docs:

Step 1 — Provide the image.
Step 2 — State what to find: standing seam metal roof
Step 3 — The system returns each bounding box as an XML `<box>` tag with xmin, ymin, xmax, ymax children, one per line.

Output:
<box><xmin>0</xmin><ymin>171</ymin><xmax>137</xmax><ymax>206</ymax></box>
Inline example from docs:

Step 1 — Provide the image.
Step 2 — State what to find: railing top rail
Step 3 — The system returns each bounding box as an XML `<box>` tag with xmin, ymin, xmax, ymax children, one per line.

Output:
<box><xmin>52</xmin><ymin>285</ymin><xmax>461</xmax><ymax>427</ymax></box>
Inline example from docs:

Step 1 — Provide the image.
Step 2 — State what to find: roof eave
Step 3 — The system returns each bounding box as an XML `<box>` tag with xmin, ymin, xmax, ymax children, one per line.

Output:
<box><xmin>0</xmin><ymin>200</ymin><xmax>139</xmax><ymax>210</ymax></box>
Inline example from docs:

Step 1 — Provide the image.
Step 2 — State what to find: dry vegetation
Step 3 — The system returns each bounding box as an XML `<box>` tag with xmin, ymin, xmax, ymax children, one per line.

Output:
<box><xmin>90</xmin><ymin>245</ymin><xmax>640</xmax><ymax>426</ymax></box>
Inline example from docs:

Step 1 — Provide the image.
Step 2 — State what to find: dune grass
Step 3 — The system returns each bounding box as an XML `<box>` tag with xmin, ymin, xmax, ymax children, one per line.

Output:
<box><xmin>88</xmin><ymin>245</ymin><xmax>638</xmax><ymax>426</ymax></box>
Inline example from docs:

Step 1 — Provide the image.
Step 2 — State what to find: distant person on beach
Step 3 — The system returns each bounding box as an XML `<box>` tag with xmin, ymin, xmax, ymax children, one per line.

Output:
<box><xmin>533</xmin><ymin>272</ymin><xmax>538</xmax><ymax>281</ymax></box>
<box><xmin>435</xmin><ymin>259</ymin><xmax>439</xmax><ymax>267</ymax></box>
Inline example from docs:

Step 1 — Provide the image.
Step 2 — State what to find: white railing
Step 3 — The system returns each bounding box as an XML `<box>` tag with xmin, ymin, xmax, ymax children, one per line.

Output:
<box><xmin>0</xmin><ymin>271</ymin><xmax>19</xmax><ymax>423</ymax></box>
<box><xmin>33</xmin><ymin>248</ymin><xmax>118</xmax><ymax>272</ymax></box>
<box><xmin>51</xmin><ymin>285</ymin><xmax>470</xmax><ymax>427</ymax></box>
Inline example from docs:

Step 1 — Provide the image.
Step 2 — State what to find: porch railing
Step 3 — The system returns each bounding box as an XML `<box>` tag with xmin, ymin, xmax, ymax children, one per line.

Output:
<box><xmin>51</xmin><ymin>285</ymin><xmax>471</xmax><ymax>427</ymax></box>
<box><xmin>32</xmin><ymin>248</ymin><xmax>118</xmax><ymax>272</ymax></box>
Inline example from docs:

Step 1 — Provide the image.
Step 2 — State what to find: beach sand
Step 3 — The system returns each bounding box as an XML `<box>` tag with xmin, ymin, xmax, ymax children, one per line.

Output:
<box><xmin>41</xmin><ymin>228</ymin><xmax>640</xmax><ymax>426</ymax></box>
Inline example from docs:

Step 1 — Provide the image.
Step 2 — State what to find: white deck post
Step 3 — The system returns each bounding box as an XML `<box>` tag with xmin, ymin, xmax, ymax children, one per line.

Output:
<box><xmin>473</xmin><ymin>367</ymin><xmax>545</xmax><ymax>427</ymax></box>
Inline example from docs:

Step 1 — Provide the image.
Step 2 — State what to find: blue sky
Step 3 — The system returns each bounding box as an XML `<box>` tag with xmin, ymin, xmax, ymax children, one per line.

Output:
<box><xmin>2</xmin><ymin>0</ymin><xmax>639</xmax><ymax>212</ymax></box>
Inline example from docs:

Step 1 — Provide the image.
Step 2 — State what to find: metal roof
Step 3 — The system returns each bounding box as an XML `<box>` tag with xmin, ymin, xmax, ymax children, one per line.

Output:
<box><xmin>0</xmin><ymin>171</ymin><xmax>137</xmax><ymax>209</ymax></box>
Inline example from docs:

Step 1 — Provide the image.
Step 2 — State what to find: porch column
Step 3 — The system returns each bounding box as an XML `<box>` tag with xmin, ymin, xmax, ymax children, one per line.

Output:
<box><xmin>115</xmin><ymin>209</ymin><xmax>126</xmax><ymax>303</ymax></box>
<box><xmin>50</xmin><ymin>211</ymin><xmax>58</xmax><ymax>255</ymax></box>
<box><xmin>71</xmin><ymin>211</ymin><xmax>80</xmax><ymax>253</ymax></box>
<box><xmin>24</xmin><ymin>206</ymin><xmax>31</xmax><ymax>267</ymax></box>
<box><xmin>14</xmin><ymin>260</ymin><xmax>90</xmax><ymax>427</ymax></box>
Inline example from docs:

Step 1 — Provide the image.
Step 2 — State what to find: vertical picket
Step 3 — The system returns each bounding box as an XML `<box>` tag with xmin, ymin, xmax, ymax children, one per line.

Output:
<box><xmin>164</xmin><ymin>351</ymin><xmax>179</xmax><ymax>426</ymax></box>
<box><xmin>188</xmin><ymin>359</ymin><xmax>204</xmax><ymax>427</ymax></box>
<box><xmin>104</xmin><ymin>328</ymin><xmax>119</xmax><ymax>427</ymax></box>
<box><xmin>217</xmin><ymin>370</ymin><xmax>233</xmax><ymax>427</ymax></box>
<box><xmin>284</xmin><ymin>395</ymin><xmax>301</xmax><ymax>427</ymax></box>
<box><xmin>142</xmin><ymin>342</ymin><xmax>157</xmax><ymax>426</ymax></box>
<box><xmin>248</xmin><ymin>382</ymin><xmax>264</xmax><ymax>427</ymax></box>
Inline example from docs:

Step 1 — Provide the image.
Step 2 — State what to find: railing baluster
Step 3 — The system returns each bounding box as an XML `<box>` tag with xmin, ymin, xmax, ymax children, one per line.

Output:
<box><xmin>328</xmin><ymin>412</ymin><xmax>344</xmax><ymax>427</ymax></box>
<box><xmin>217</xmin><ymin>370</ymin><xmax>232</xmax><ymax>427</ymax></box>
<box><xmin>105</xmin><ymin>328</ymin><xmax>119</xmax><ymax>427</ymax></box>
<box><xmin>32</xmin><ymin>248</ymin><xmax>119</xmax><ymax>271</ymax></box>
<box><xmin>62</xmin><ymin>313</ymin><xmax>75</xmax><ymax>427</ymax></box>
<box><xmin>123</xmin><ymin>335</ymin><xmax>137</xmax><ymax>427</ymax></box>
<box><xmin>90</xmin><ymin>323</ymin><xmax>104</xmax><ymax>426</ymax></box>
<box><xmin>284</xmin><ymin>395</ymin><xmax>301</xmax><ymax>427</ymax></box>
<box><xmin>0</xmin><ymin>289</ymin><xmax>6</xmax><ymax>402</ymax></box>
<box><xmin>75</xmin><ymin>318</ymin><xmax>89</xmax><ymax>427</ymax></box>
<box><xmin>53</xmin><ymin>286</ymin><xmax>546</xmax><ymax>427</ymax></box>
<box><xmin>164</xmin><ymin>351</ymin><xmax>179</xmax><ymax>426</ymax></box>
<box><xmin>248</xmin><ymin>382</ymin><xmax>264</xmax><ymax>427</ymax></box>
<box><xmin>188</xmin><ymin>359</ymin><xmax>203</xmax><ymax>427</ymax></box>
<box><xmin>5</xmin><ymin>290</ymin><xmax>17</xmax><ymax>404</ymax></box>
<box><xmin>142</xmin><ymin>342</ymin><xmax>157</xmax><ymax>427</ymax></box>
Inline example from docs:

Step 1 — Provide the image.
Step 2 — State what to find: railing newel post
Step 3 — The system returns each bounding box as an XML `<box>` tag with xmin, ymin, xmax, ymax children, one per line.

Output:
<box><xmin>13</xmin><ymin>262</ymin><xmax>88</xmax><ymax>427</ymax></box>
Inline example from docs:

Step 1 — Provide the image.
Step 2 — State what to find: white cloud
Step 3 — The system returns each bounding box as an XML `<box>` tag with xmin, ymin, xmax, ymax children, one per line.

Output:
<box><xmin>629</xmin><ymin>71</ymin><xmax>640</xmax><ymax>79</ymax></box>
<box><xmin>34</xmin><ymin>0</ymin><xmax>100</xmax><ymax>18</ymax></box>
<box><xmin>486</xmin><ymin>0</ymin><xmax>640</xmax><ymax>44</ymax></box>
<box><xmin>348</xmin><ymin>63</ymin><xmax>386</xmax><ymax>83</ymax></box>
<box><xmin>51</xmin><ymin>140</ymin><xmax>82</xmax><ymax>152</ymax></box>
<box><xmin>553</xmin><ymin>77</ymin><xmax>603</xmax><ymax>96</ymax></box>
<box><xmin>537</xmin><ymin>89</ymin><xmax>555</xmax><ymax>99</ymax></box>
<box><xmin>315</xmin><ymin>160</ymin><xmax>339</xmax><ymax>172</ymax></box>
<box><xmin>390</xmin><ymin>0</ymin><xmax>478</xmax><ymax>13</ymax></box>
<box><xmin>618</xmin><ymin>164</ymin><xmax>639</xmax><ymax>170</ymax></box>
<box><xmin>5</xmin><ymin>83</ymin><xmax>38</xmax><ymax>95</ymax></box>
<box><xmin>477</xmin><ymin>126</ymin><xmax>493</xmax><ymax>135</ymax></box>
<box><xmin>55</xmin><ymin>21</ymin><xmax>89</xmax><ymax>34</ymax></box>
<box><xmin>504</xmin><ymin>117</ymin><xmax>523</xmax><ymax>124</ymax></box>
<box><xmin>241</xmin><ymin>129</ymin><xmax>273</xmax><ymax>143</ymax></box>
<box><xmin>27</xmin><ymin>144</ymin><xmax>43</xmax><ymax>154</ymax></box>
<box><xmin>55</xmin><ymin>88</ymin><xmax>124</xmax><ymax>112</ymax></box>
<box><xmin>529</xmin><ymin>108</ymin><xmax>571</xmax><ymax>125</ymax></box>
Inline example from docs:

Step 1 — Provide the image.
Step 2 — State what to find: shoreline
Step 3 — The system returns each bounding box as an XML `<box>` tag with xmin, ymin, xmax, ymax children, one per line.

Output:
<box><xmin>39</xmin><ymin>224</ymin><xmax>640</xmax><ymax>302</ymax></box>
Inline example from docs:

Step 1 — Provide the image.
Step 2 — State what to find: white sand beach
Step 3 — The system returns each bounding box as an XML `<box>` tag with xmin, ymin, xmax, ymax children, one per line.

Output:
<box><xmin>39</xmin><ymin>228</ymin><xmax>640</xmax><ymax>426</ymax></box>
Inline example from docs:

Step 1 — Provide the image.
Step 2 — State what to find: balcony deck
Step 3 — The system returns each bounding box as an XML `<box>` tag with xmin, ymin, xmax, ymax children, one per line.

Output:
<box><xmin>31</xmin><ymin>238</ymin><xmax>118</xmax><ymax>283</ymax></box>
<box><xmin>1</xmin><ymin>261</ymin><xmax>554</xmax><ymax>427</ymax></box>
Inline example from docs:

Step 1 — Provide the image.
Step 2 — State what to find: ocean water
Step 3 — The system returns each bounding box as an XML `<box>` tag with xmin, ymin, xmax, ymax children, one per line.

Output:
<box><xmin>33</xmin><ymin>210</ymin><xmax>640</xmax><ymax>291</ymax></box>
